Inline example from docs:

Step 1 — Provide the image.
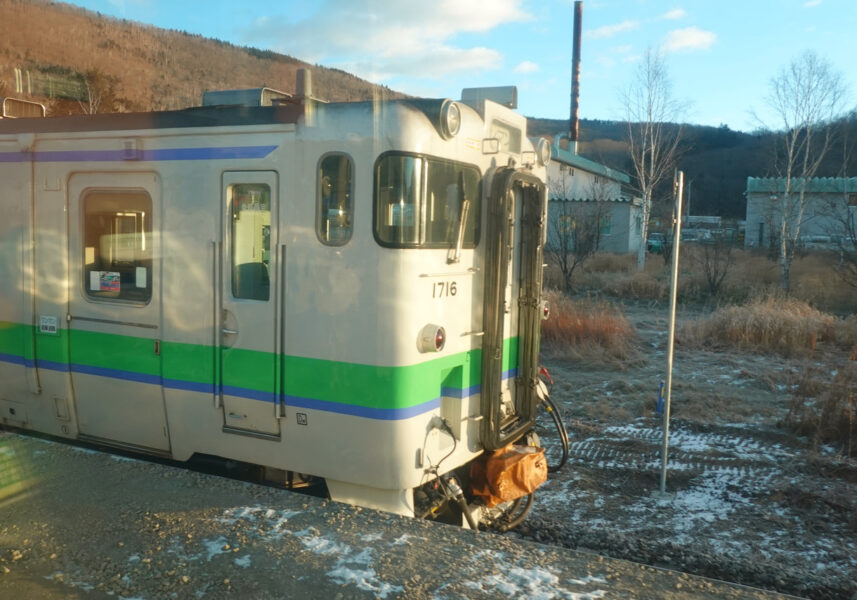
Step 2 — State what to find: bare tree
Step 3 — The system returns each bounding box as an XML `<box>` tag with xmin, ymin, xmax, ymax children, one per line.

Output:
<box><xmin>686</xmin><ymin>238</ymin><xmax>735</xmax><ymax>298</ymax></box>
<box><xmin>546</xmin><ymin>175</ymin><xmax>609</xmax><ymax>292</ymax></box>
<box><xmin>621</xmin><ymin>47</ymin><xmax>685</xmax><ymax>270</ymax></box>
<box><xmin>762</xmin><ymin>51</ymin><xmax>847</xmax><ymax>291</ymax></box>
<box><xmin>78</xmin><ymin>68</ymin><xmax>117</xmax><ymax>114</ymax></box>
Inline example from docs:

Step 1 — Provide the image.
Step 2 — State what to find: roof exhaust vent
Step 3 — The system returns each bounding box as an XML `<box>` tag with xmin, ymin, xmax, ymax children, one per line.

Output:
<box><xmin>202</xmin><ymin>87</ymin><xmax>292</xmax><ymax>107</ymax></box>
<box><xmin>460</xmin><ymin>86</ymin><xmax>518</xmax><ymax>109</ymax></box>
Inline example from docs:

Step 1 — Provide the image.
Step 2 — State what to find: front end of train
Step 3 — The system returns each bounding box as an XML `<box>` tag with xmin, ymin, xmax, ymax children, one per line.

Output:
<box><xmin>319</xmin><ymin>87</ymin><xmax>567</xmax><ymax>530</ymax></box>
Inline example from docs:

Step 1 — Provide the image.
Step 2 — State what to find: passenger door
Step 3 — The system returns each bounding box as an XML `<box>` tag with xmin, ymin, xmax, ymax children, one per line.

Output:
<box><xmin>67</xmin><ymin>172</ymin><xmax>169</xmax><ymax>452</ymax></box>
<box><xmin>218</xmin><ymin>171</ymin><xmax>281</xmax><ymax>437</ymax></box>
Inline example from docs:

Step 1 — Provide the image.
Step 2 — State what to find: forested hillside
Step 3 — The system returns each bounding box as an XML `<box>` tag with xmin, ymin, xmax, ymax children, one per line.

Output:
<box><xmin>0</xmin><ymin>0</ymin><xmax>403</xmax><ymax>113</ymax></box>
<box><xmin>530</xmin><ymin>115</ymin><xmax>857</xmax><ymax>219</ymax></box>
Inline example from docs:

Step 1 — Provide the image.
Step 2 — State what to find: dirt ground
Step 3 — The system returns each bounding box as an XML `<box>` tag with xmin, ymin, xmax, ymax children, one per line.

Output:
<box><xmin>520</xmin><ymin>300</ymin><xmax>857</xmax><ymax>600</ymax></box>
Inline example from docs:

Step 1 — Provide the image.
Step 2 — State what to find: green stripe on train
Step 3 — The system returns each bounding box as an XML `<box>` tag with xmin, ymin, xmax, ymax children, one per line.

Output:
<box><xmin>0</xmin><ymin>322</ymin><xmax>35</xmax><ymax>360</ymax></box>
<box><xmin>1</xmin><ymin>322</ymin><xmax>521</xmax><ymax>410</ymax></box>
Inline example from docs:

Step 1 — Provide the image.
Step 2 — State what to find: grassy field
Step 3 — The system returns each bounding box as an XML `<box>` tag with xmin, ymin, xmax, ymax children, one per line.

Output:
<box><xmin>545</xmin><ymin>248</ymin><xmax>857</xmax><ymax>314</ymax></box>
<box><xmin>542</xmin><ymin>247</ymin><xmax>857</xmax><ymax>458</ymax></box>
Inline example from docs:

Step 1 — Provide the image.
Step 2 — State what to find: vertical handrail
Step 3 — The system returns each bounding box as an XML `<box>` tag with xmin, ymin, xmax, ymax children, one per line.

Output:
<box><xmin>212</xmin><ymin>241</ymin><xmax>223</xmax><ymax>409</ymax></box>
<box><xmin>275</xmin><ymin>244</ymin><xmax>287</xmax><ymax>418</ymax></box>
<box><xmin>28</xmin><ymin>145</ymin><xmax>42</xmax><ymax>394</ymax></box>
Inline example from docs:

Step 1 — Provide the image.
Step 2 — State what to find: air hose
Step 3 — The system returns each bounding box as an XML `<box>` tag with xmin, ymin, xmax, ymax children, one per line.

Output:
<box><xmin>538</xmin><ymin>367</ymin><xmax>570</xmax><ymax>473</ymax></box>
<box><xmin>493</xmin><ymin>493</ymin><xmax>535</xmax><ymax>532</ymax></box>
<box><xmin>541</xmin><ymin>394</ymin><xmax>569</xmax><ymax>472</ymax></box>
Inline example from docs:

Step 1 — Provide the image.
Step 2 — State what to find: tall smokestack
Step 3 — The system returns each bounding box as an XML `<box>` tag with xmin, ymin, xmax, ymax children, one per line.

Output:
<box><xmin>570</xmin><ymin>0</ymin><xmax>583</xmax><ymax>146</ymax></box>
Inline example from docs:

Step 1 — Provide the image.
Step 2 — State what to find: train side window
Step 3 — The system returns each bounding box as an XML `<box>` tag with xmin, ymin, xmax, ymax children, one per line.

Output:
<box><xmin>317</xmin><ymin>153</ymin><xmax>354</xmax><ymax>245</ymax></box>
<box><xmin>82</xmin><ymin>190</ymin><xmax>152</xmax><ymax>303</ymax></box>
<box><xmin>229</xmin><ymin>183</ymin><xmax>271</xmax><ymax>301</ymax></box>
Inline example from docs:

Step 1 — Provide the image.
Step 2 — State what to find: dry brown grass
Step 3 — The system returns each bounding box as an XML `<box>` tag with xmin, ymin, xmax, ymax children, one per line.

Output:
<box><xmin>540</xmin><ymin>290</ymin><xmax>637</xmax><ymax>365</ymax></box>
<box><xmin>678</xmin><ymin>293</ymin><xmax>836</xmax><ymax>357</ymax></box>
<box><xmin>786</xmin><ymin>362</ymin><xmax>857</xmax><ymax>458</ymax></box>
<box><xmin>582</xmin><ymin>258</ymin><xmax>670</xmax><ymax>301</ymax></box>
<box><xmin>578</xmin><ymin>248</ymin><xmax>857</xmax><ymax>312</ymax></box>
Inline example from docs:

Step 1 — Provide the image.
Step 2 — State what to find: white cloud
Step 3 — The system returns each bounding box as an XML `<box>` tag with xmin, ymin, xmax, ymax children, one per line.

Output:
<box><xmin>803</xmin><ymin>0</ymin><xmax>822</xmax><ymax>6</ymax></box>
<box><xmin>585</xmin><ymin>19</ymin><xmax>639</xmax><ymax>39</ymax></box>
<box><xmin>661</xmin><ymin>8</ymin><xmax>687</xmax><ymax>20</ymax></box>
<box><xmin>238</xmin><ymin>0</ymin><xmax>531</xmax><ymax>82</ymax></box>
<box><xmin>514</xmin><ymin>61</ymin><xmax>540</xmax><ymax>74</ymax></box>
<box><xmin>662</xmin><ymin>27</ymin><xmax>716</xmax><ymax>52</ymax></box>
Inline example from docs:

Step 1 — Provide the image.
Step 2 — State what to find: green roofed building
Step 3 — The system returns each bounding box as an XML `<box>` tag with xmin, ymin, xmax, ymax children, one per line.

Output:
<box><xmin>547</xmin><ymin>136</ymin><xmax>643</xmax><ymax>255</ymax></box>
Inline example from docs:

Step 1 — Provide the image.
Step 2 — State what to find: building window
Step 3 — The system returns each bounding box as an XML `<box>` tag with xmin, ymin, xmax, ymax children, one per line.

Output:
<box><xmin>229</xmin><ymin>183</ymin><xmax>271</xmax><ymax>301</ymax></box>
<box><xmin>599</xmin><ymin>214</ymin><xmax>612</xmax><ymax>235</ymax></box>
<box><xmin>558</xmin><ymin>215</ymin><xmax>575</xmax><ymax>234</ymax></box>
<box><xmin>82</xmin><ymin>190</ymin><xmax>152</xmax><ymax>303</ymax></box>
<box><xmin>849</xmin><ymin>194</ymin><xmax>857</xmax><ymax>207</ymax></box>
<box><xmin>317</xmin><ymin>153</ymin><xmax>354</xmax><ymax>245</ymax></box>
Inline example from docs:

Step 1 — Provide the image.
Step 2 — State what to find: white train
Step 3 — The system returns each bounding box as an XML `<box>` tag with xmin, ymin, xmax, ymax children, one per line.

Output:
<box><xmin>0</xmin><ymin>72</ymin><xmax>561</xmax><ymax>529</ymax></box>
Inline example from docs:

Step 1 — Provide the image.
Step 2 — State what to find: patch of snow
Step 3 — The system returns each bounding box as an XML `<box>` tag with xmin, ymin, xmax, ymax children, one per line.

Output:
<box><xmin>202</xmin><ymin>537</ymin><xmax>232</xmax><ymax>561</ymax></box>
<box><xmin>465</xmin><ymin>566</ymin><xmax>607</xmax><ymax>599</ymax></box>
<box><xmin>292</xmin><ymin>527</ymin><xmax>350</xmax><ymax>556</ymax></box>
<box><xmin>109</xmin><ymin>454</ymin><xmax>140</xmax><ymax>463</ymax></box>
<box><xmin>234</xmin><ymin>554</ymin><xmax>252</xmax><ymax>568</ymax></box>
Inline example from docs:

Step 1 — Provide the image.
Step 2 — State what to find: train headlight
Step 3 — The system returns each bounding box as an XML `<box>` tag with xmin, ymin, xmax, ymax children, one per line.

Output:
<box><xmin>418</xmin><ymin>324</ymin><xmax>447</xmax><ymax>353</ymax></box>
<box><xmin>439</xmin><ymin>100</ymin><xmax>461</xmax><ymax>140</ymax></box>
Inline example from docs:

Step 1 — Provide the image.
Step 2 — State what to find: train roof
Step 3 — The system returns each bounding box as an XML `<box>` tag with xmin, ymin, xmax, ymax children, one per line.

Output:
<box><xmin>0</xmin><ymin>102</ymin><xmax>307</xmax><ymax>135</ymax></box>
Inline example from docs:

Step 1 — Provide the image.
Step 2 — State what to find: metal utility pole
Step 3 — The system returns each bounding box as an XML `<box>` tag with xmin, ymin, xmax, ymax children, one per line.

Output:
<box><xmin>659</xmin><ymin>170</ymin><xmax>684</xmax><ymax>494</ymax></box>
<box><xmin>569</xmin><ymin>1</ymin><xmax>583</xmax><ymax>144</ymax></box>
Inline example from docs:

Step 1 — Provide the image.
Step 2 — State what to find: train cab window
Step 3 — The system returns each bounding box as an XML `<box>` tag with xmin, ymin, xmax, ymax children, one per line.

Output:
<box><xmin>82</xmin><ymin>190</ymin><xmax>152</xmax><ymax>303</ymax></box>
<box><xmin>374</xmin><ymin>153</ymin><xmax>481</xmax><ymax>248</ymax></box>
<box><xmin>229</xmin><ymin>183</ymin><xmax>271</xmax><ymax>301</ymax></box>
<box><xmin>317</xmin><ymin>153</ymin><xmax>353</xmax><ymax>245</ymax></box>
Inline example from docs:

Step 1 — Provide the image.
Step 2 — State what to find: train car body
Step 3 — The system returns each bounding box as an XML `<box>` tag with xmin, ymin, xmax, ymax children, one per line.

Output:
<box><xmin>0</xmin><ymin>78</ymin><xmax>552</xmax><ymax>525</ymax></box>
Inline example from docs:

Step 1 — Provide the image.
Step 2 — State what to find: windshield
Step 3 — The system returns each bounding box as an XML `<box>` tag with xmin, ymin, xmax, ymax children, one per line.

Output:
<box><xmin>374</xmin><ymin>153</ymin><xmax>481</xmax><ymax>248</ymax></box>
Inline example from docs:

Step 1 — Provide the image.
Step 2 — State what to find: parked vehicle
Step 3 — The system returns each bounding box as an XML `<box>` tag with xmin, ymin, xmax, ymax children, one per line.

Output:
<box><xmin>647</xmin><ymin>232</ymin><xmax>666</xmax><ymax>253</ymax></box>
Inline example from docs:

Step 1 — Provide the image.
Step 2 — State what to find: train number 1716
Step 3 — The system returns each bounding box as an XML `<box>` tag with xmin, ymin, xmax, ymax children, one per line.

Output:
<box><xmin>432</xmin><ymin>281</ymin><xmax>457</xmax><ymax>298</ymax></box>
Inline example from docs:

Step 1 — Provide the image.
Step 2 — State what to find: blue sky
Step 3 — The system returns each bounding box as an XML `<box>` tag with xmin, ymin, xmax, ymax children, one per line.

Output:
<box><xmin>65</xmin><ymin>0</ymin><xmax>856</xmax><ymax>132</ymax></box>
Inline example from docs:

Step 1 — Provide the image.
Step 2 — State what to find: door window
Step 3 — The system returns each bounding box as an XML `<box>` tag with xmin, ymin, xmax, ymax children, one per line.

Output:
<box><xmin>229</xmin><ymin>183</ymin><xmax>271</xmax><ymax>301</ymax></box>
<box><xmin>317</xmin><ymin>153</ymin><xmax>354</xmax><ymax>245</ymax></box>
<box><xmin>82</xmin><ymin>190</ymin><xmax>152</xmax><ymax>303</ymax></box>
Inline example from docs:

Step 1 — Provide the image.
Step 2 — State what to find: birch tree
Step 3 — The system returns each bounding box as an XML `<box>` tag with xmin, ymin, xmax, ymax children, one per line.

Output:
<box><xmin>621</xmin><ymin>47</ymin><xmax>685</xmax><ymax>270</ymax></box>
<box><xmin>78</xmin><ymin>69</ymin><xmax>117</xmax><ymax>115</ymax></box>
<box><xmin>764</xmin><ymin>51</ymin><xmax>847</xmax><ymax>291</ymax></box>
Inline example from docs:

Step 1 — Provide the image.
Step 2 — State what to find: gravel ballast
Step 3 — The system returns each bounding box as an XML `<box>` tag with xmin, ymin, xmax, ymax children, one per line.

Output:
<box><xmin>0</xmin><ymin>430</ymin><xmax>792</xmax><ymax>599</ymax></box>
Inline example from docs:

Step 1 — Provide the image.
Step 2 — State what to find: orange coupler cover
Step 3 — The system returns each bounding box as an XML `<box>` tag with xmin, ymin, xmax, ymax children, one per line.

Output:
<box><xmin>470</xmin><ymin>445</ymin><xmax>548</xmax><ymax>507</ymax></box>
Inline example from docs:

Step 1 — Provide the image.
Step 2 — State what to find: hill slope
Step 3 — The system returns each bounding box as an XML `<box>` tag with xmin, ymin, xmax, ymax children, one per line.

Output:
<box><xmin>0</xmin><ymin>0</ymin><xmax>402</xmax><ymax>112</ymax></box>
